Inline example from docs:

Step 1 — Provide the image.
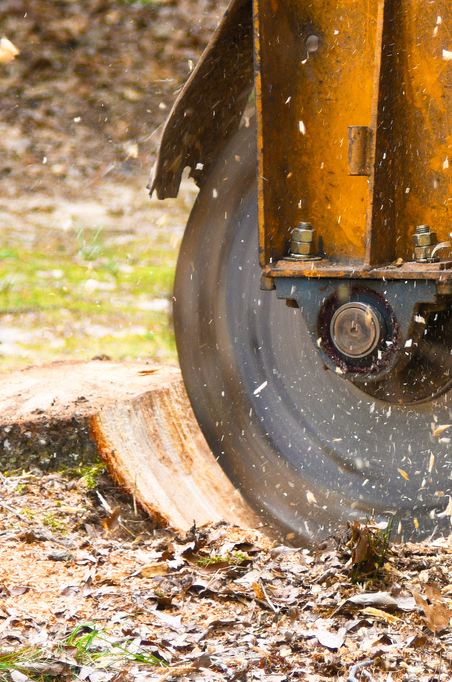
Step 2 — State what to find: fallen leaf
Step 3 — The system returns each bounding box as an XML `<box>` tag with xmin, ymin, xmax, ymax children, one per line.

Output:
<box><xmin>60</xmin><ymin>585</ymin><xmax>80</xmax><ymax>597</ymax></box>
<box><xmin>155</xmin><ymin>665</ymin><xmax>195</xmax><ymax>682</ymax></box>
<box><xmin>252</xmin><ymin>581</ymin><xmax>265</xmax><ymax>600</ymax></box>
<box><xmin>150</xmin><ymin>610</ymin><xmax>182</xmax><ymax>630</ymax></box>
<box><xmin>314</xmin><ymin>627</ymin><xmax>346</xmax><ymax>650</ymax></box>
<box><xmin>11</xmin><ymin>672</ymin><xmax>31</xmax><ymax>682</ymax></box>
<box><xmin>102</xmin><ymin>505</ymin><xmax>121</xmax><ymax>532</ymax></box>
<box><xmin>9</xmin><ymin>586</ymin><xmax>30</xmax><ymax>596</ymax></box>
<box><xmin>351</xmin><ymin>521</ymin><xmax>370</xmax><ymax>565</ymax></box>
<box><xmin>141</xmin><ymin>562</ymin><xmax>169</xmax><ymax>577</ymax></box>
<box><xmin>361</xmin><ymin>607</ymin><xmax>401</xmax><ymax>624</ymax></box>
<box><xmin>412</xmin><ymin>582</ymin><xmax>452</xmax><ymax>633</ymax></box>
<box><xmin>347</xmin><ymin>592</ymin><xmax>398</xmax><ymax>608</ymax></box>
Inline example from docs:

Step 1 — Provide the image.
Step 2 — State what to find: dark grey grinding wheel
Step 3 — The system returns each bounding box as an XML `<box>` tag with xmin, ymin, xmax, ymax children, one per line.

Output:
<box><xmin>173</xmin><ymin>120</ymin><xmax>452</xmax><ymax>544</ymax></box>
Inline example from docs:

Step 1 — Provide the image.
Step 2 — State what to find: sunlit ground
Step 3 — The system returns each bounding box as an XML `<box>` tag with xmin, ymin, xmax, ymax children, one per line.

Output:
<box><xmin>0</xmin><ymin>179</ymin><xmax>198</xmax><ymax>369</ymax></box>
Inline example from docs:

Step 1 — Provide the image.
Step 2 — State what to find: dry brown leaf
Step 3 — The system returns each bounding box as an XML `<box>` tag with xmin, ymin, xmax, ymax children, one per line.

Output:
<box><xmin>140</xmin><ymin>562</ymin><xmax>169</xmax><ymax>577</ymax></box>
<box><xmin>361</xmin><ymin>607</ymin><xmax>401</xmax><ymax>624</ymax></box>
<box><xmin>252</xmin><ymin>581</ymin><xmax>265</xmax><ymax>600</ymax></box>
<box><xmin>412</xmin><ymin>583</ymin><xmax>452</xmax><ymax>633</ymax></box>
<box><xmin>155</xmin><ymin>664</ymin><xmax>195</xmax><ymax>682</ymax></box>
<box><xmin>425</xmin><ymin>581</ymin><xmax>445</xmax><ymax>604</ymax></box>
<box><xmin>351</xmin><ymin>521</ymin><xmax>370</xmax><ymax>565</ymax></box>
<box><xmin>101</xmin><ymin>505</ymin><xmax>121</xmax><ymax>532</ymax></box>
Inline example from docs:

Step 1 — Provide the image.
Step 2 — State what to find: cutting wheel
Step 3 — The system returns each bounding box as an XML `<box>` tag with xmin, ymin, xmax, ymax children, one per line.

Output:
<box><xmin>173</xmin><ymin>120</ymin><xmax>452</xmax><ymax>544</ymax></box>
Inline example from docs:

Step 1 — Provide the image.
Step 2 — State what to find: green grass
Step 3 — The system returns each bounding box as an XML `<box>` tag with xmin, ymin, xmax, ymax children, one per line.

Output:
<box><xmin>0</xmin><ymin>648</ymin><xmax>50</xmax><ymax>682</ymax></box>
<box><xmin>77</xmin><ymin>463</ymin><xmax>107</xmax><ymax>489</ymax></box>
<box><xmin>64</xmin><ymin>622</ymin><xmax>164</xmax><ymax>666</ymax></box>
<box><xmin>0</xmin><ymin>622</ymin><xmax>165</xmax><ymax>681</ymax></box>
<box><xmin>197</xmin><ymin>550</ymin><xmax>250</xmax><ymax>566</ymax></box>
<box><xmin>0</xmin><ymin>204</ymin><xmax>185</xmax><ymax>368</ymax></box>
<box><xmin>43</xmin><ymin>512</ymin><xmax>68</xmax><ymax>533</ymax></box>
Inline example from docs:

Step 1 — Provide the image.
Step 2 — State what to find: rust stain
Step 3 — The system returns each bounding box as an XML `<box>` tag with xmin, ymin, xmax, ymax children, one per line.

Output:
<box><xmin>254</xmin><ymin>0</ymin><xmax>267</xmax><ymax>267</ymax></box>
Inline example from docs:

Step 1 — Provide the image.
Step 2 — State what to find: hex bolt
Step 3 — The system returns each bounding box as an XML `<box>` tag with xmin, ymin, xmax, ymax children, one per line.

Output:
<box><xmin>412</xmin><ymin>224</ymin><xmax>438</xmax><ymax>262</ymax></box>
<box><xmin>290</xmin><ymin>222</ymin><xmax>316</xmax><ymax>259</ymax></box>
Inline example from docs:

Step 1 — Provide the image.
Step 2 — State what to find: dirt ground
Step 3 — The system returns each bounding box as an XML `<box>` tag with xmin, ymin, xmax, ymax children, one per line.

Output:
<box><xmin>1</xmin><ymin>0</ymin><xmax>227</xmax><ymax>199</ymax></box>
<box><xmin>2</xmin><ymin>470</ymin><xmax>452</xmax><ymax>682</ymax></box>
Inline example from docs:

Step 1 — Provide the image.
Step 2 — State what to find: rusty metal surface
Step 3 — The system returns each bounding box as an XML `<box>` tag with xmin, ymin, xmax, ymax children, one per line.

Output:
<box><xmin>265</xmin><ymin>259</ymin><xmax>452</xmax><ymax>280</ymax></box>
<box><xmin>256</xmin><ymin>0</ymin><xmax>452</xmax><ymax>272</ymax></box>
<box><xmin>255</xmin><ymin>0</ymin><xmax>381</xmax><ymax>266</ymax></box>
<box><xmin>150</xmin><ymin>0</ymin><xmax>253</xmax><ymax>199</ymax></box>
<box><xmin>391</xmin><ymin>2</ymin><xmax>452</xmax><ymax>260</ymax></box>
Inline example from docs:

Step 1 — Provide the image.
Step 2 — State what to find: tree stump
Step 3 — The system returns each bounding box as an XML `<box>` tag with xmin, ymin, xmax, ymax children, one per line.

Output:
<box><xmin>0</xmin><ymin>360</ymin><xmax>262</xmax><ymax>531</ymax></box>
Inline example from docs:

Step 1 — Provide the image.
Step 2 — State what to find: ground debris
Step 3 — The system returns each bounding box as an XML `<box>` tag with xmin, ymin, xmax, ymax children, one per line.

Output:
<box><xmin>0</xmin><ymin>0</ymin><xmax>228</xmax><ymax>200</ymax></box>
<box><xmin>1</xmin><ymin>473</ymin><xmax>452</xmax><ymax>680</ymax></box>
<box><xmin>412</xmin><ymin>582</ymin><xmax>452</xmax><ymax>633</ymax></box>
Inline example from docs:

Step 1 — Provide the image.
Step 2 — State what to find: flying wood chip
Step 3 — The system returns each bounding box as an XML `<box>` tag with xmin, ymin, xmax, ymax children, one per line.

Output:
<box><xmin>0</xmin><ymin>37</ymin><xmax>19</xmax><ymax>63</ymax></box>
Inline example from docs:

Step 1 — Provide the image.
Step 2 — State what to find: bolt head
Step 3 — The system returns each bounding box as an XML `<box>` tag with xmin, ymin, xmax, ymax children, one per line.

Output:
<box><xmin>292</xmin><ymin>227</ymin><xmax>314</xmax><ymax>243</ymax></box>
<box><xmin>414</xmin><ymin>245</ymin><xmax>434</xmax><ymax>261</ymax></box>
<box><xmin>291</xmin><ymin>241</ymin><xmax>314</xmax><ymax>256</ymax></box>
<box><xmin>412</xmin><ymin>231</ymin><xmax>437</xmax><ymax>247</ymax></box>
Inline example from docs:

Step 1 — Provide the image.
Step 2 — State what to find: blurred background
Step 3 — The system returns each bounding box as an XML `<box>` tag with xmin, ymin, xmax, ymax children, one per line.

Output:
<box><xmin>0</xmin><ymin>0</ymin><xmax>227</xmax><ymax>368</ymax></box>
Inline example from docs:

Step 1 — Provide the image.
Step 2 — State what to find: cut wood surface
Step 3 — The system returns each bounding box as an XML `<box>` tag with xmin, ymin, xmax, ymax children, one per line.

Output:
<box><xmin>0</xmin><ymin>360</ymin><xmax>262</xmax><ymax>531</ymax></box>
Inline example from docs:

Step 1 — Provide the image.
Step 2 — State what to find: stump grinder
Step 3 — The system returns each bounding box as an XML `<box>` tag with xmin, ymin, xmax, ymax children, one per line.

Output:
<box><xmin>150</xmin><ymin>0</ymin><xmax>452</xmax><ymax>543</ymax></box>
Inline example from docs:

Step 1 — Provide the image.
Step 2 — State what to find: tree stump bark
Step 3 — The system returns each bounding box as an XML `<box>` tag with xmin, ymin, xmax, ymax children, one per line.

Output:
<box><xmin>0</xmin><ymin>360</ymin><xmax>262</xmax><ymax>531</ymax></box>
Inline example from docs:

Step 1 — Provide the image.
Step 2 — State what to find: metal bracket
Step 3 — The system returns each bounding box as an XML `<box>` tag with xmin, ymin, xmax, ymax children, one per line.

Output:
<box><xmin>275</xmin><ymin>277</ymin><xmax>438</xmax><ymax>380</ymax></box>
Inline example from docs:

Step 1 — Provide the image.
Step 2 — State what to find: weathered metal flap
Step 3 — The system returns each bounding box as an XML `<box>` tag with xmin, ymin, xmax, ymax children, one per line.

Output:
<box><xmin>149</xmin><ymin>0</ymin><xmax>254</xmax><ymax>199</ymax></box>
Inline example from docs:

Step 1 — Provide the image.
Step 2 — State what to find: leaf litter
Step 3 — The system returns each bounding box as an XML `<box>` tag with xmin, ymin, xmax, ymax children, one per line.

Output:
<box><xmin>1</xmin><ymin>473</ymin><xmax>452</xmax><ymax>680</ymax></box>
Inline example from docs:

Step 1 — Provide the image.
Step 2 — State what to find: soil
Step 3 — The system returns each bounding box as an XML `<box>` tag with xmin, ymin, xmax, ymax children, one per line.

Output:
<box><xmin>2</xmin><ymin>471</ymin><xmax>452</xmax><ymax>682</ymax></box>
<box><xmin>1</xmin><ymin>0</ymin><xmax>227</xmax><ymax>200</ymax></box>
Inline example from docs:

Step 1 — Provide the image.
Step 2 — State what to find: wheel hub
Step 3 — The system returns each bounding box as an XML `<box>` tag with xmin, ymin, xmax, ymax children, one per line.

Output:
<box><xmin>275</xmin><ymin>276</ymin><xmax>452</xmax><ymax>402</ymax></box>
<box><xmin>330</xmin><ymin>301</ymin><xmax>384</xmax><ymax>360</ymax></box>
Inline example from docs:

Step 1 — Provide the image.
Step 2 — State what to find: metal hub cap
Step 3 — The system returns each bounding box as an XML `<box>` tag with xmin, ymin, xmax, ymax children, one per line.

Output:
<box><xmin>330</xmin><ymin>302</ymin><xmax>383</xmax><ymax>359</ymax></box>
